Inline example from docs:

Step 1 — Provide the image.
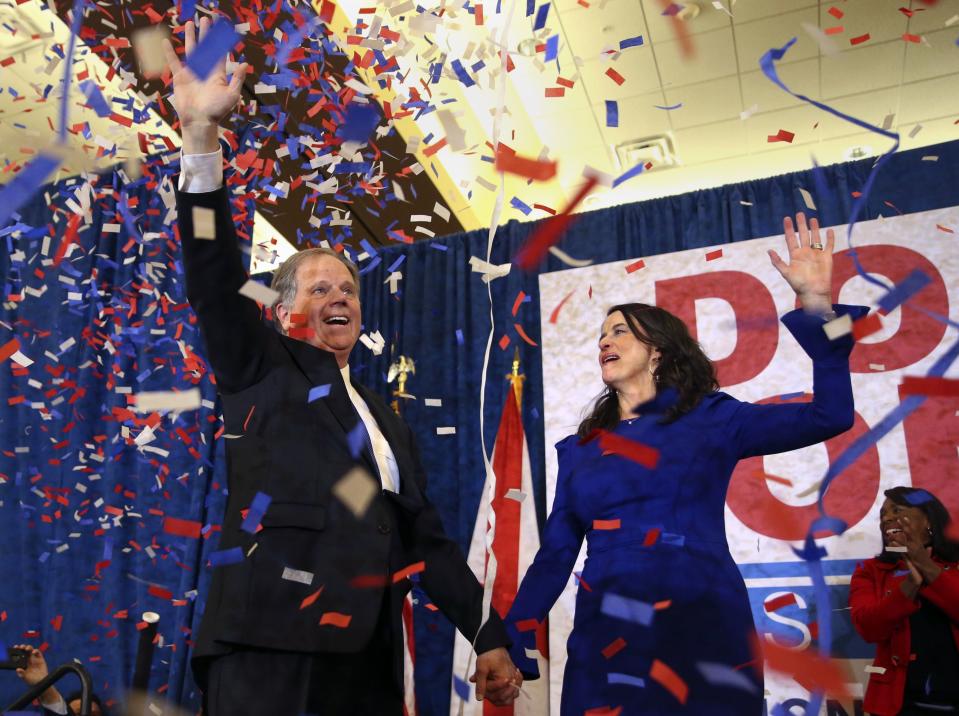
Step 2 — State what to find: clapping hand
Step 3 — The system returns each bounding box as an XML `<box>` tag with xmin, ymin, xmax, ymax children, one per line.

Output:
<box><xmin>768</xmin><ymin>212</ymin><xmax>835</xmax><ymax>316</ymax></box>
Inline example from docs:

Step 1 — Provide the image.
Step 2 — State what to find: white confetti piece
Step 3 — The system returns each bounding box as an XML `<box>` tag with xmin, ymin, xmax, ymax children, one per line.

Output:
<box><xmin>424</xmin><ymin>398</ymin><xmax>442</xmax><ymax>407</ymax></box>
<box><xmin>239</xmin><ymin>280</ymin><xmax>280</xmax><ymax>306</ymax></box>
<box><xmin>132</xmin><ymin>26</ymin><xmax>169</xmax><ymax>77</ymax></box>
<box><xmin>740</xmin><ymin>104</ymin><xmax>759</xmax><ymax>120</ymax></box>
<box><xmin>344</xmin><ymin>78</ymin><xmax>373</xmax><ymax>95</ymax></box>
<box><xmin>192</xmin><ymin>206</ymin><xmax>216</xmax><ymax>240</ymax></box>
<box><xmin>881</xmin><ymin>113</ymin><xmax>895</xmax><ymax>131</ymax></box>
<box><xmin>135</xmin><ymin>388</ymin><xmax>202</xmax><ymax>413</ymax></box>
<box><xmin>469</xmin><ymin>256</ymin><xmax>511</xmax><ymax>282</ymax></box>
<box><xmin>505</xmin><ymin>488</ymin><xmax>526</xmax><ymax>502</ymax></box>
<box><xmin>437</xmin><ymin>109</ymin><xmax>467</xmax><ymax>152</ymax></box>
<box><xmin>946</xmin><ymin>14</ymin><xmax>959</xmax><ymax>27</ymax></box>
<box><xmin>798</xmin><ymin>188</ymin><xmax>816</xmax><ymax>211</ymax></box>
<box><xmin>549</xmin><ymin>246</ymin><xmax>594</xmax><ymax>267</ymax></box>
<box><xmin>332</xmin><ymin>466</ymin><xmax>378</xmax><ymax>518</ymax></box>
<box><xmin>864</xmin><ymin>665</ymin><xmax>887</xmax><ymax>674</ymax></box>
<box><xmin>868</xmin><ymin>364</ymin><xmax>885</xmax><ymax>371</ymax></box>
<box><xmin>823</xmin><ymin>314</ymin><xmax>852</xmax><ymax>340</ymax></box>
<box><xmin>436</xmin><ymin>427</ymin><xmax>456</xmax><ymax>435</ymax></box>
<box><xmin>885</xmin><ymin>545</ymin><xmax>908</xmax><ymax>553</ymax></box>
<box><xmin>921</xmin><ymin>155</ymin><xmax>938</xmax><ymax>162</ymax></box>
<box><xmin>281</xmin><ymin>567</ymin><xmax>314</xmax><ymax>585</ymax></box>
<box><xmin>908</xmin><ymin>124</ymin><xmax>923</xmax><ymax>138</ymax></box>
<box><xmin>10</xmin><ymin>351</ymin><xmax>34</xmax><ymax>368</ymax></box>
<box><xmin>433</xmin><ymin>202</ymin><xmax>451</xmax><ymax>222</ymax></box>
<box><xmin>740</xmin><ymin>200</ymin><xmax>753</xmax><ymax>206</ymax></box>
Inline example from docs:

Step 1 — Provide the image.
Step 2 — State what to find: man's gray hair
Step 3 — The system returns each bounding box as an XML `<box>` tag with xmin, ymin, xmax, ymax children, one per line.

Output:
<box><xmin>269</xmin><ymin>248</ymin><xmax>360</xmax><ymax>331</ymax></box>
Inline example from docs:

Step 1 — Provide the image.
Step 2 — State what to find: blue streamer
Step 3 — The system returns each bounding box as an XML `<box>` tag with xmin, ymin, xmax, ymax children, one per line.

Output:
<box><xmin>877</xmin><ymin>269</ymin><xmax>931</xmax><ymax>314</ymax></box>
<box><xmin>613</xmin><ymin>162</ymin><xmax>645</xmax><ymax>188</ymax></box>
<box><xmin>241</xmin><ymin>492</ymin><xmax>272</xmax><ymax>533</ymax></box>
<box><xmin>0</xmin><ymin>154</ymin><xmax>62</xmax><ymax>226</ymax></box>
<box><xmin>79</xmin><ymin>80</ymin><xmax>111</xmax><ymax>117</ymax></box>
<box><xmin>58</xmin><ymin>0</ymin><xmax>86</xmax><ymax>143</ymax></box>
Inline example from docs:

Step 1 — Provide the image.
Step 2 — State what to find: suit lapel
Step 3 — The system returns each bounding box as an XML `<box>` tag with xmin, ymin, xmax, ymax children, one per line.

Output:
<box><xmin>278</xmin><ymin>335</ymin><xmax>357</xmax><ymax>436</ymax></box>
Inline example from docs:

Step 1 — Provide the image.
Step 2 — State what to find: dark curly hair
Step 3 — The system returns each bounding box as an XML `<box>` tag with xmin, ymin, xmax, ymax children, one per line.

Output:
<box><xmin>878</xmin><ymin>486</ymin><xmax>959</xmax><ymax>563</ymax></box>
<box><xmin>577</xmin><ymin>303</ymin><xmax>718</xmax><ymax>437</ymax></box>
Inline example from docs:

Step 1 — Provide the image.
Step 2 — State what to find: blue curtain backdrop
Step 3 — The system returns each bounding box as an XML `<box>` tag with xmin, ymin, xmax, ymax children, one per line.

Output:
<box><xmin>2</xmin><ymin>139</ymin><xmax>957</xmax><ymax>713</ymax></box>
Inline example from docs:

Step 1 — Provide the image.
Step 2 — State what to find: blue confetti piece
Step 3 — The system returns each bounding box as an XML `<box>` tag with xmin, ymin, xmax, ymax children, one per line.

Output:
<box><xmin>697</xmin><ymin>662</ymin><xmax>758</xmax><ymax>693</ymax></box>
<box><xmin>241</xmin><ymin>492</ymin><xmax>272</xmax><ymax>534</ymax></box>
<box><xmin>79</xmin><ymin>80</ymin><xmax>111</xmax><ymax>117</ymax></box>
<box><xmin>904</xmin><ymin>488</ymin><xmax>934</xmax><ymax>506</ymax></box>
<box><xmin>777</xmin><ymin>391</ymin><xmax>805</xmax><ymax>401</ymax></box>
<box><xmin>179</xmin><ymin>0</ymin><xmax>197</xmax><ymax>20</ymax></box>
<box><xmin>358</xmin><ymin>255</ymin><xmax>382</xmax><ymax>275</ymax></box>
<box><xmin>455</xmin><ymin>329</ymin><xmax>464</xmax><ymax>345</ymax></box>
<box><xmin>606</xmin><ymin>100</ymin><xmax>619</xmax><ymax>128</ymax></box>
<box><xmin>210</xmin><ymin>547</ymin><xmax>245</xmax><ymax>567</ymax></box>
<box><xmin>347</xmin><ymin>421</ymin><xmax>370</xmax><ymax>460</ymax></box>
<box><xmin>526</xmin><ymin>0</ymin><xmax>534</xmax><ymax>15</ymax></box>
<box><xmin>600</xmin><ymin>592</ymin><xmax>654</xmax><ymax>625</ymax></box>
<box><xmin>619</xmin><ymin>35</ymin><xmax>644</xmax><ymax>50</ymax></box>
<box><xmin>660</xmin><ymin>532</ymin><xmax>685</xmax><ymax>546</ymax></box>
<box><xmin>0</xmin><ymin>154</ymin><xmax>61</xmax><ymax>227</ymax></box>
<box><xmin>877</xmin><ymin>269</ymin><xmax>931</xmax><ymax>314</ymax></box>
<box><xmin>533</xmin><ymin>2</ymin><xmax>550</xmax><ymax>30</ymax></box>
<box><xmin>612</xmin><ymin>162</ymin><xmax>645</xmax><ymax>188</ymax></box>
<box><xmin>608</xmin><ymin>673</ymin><xmax>646</xmax><ymax>688</ymax></box>
<box><xmin>453</xmin><ymin>674</ymin><xmax>471</xmax><ymax>700</ymax></box>
<box><xmin>510</xmin><ymin>196</ymin><xmax>533</xmax><ymax>215</ymax></box>
<box><xmin>544</xmin><ymin>34</ymin><xmax>559</xmax><ymax>61</ymax></box>
<box><xmin>654</xmin><ymin>103</ymin><xmax>683</xmax><ymax>110</ymax></box>
<box><xmin>451</xmin><ymin>59</ymin><xmax>476</xmax><ymax>87</ymax></box>
<box><xmin>339</xmin><ymin>102</ymin><xmax>381</xmax><ymax>142</ymax></box>
<box><xmin>308</xmin><ymin>384</ymin><xmax>331</xmax><ymax>402</ymax></box>
<box><xmin>184</xmin><ymin>18</ymin><xmax>241</xmax><ymax>82</ymax></box>
<box><xmin>386</xmin><ymin>255</ymin><xmax>406</xmax><ymax>272</ymax></box>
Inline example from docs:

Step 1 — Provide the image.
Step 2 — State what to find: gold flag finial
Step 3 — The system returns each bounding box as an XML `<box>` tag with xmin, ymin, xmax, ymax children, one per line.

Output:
<box><xmin>506</xmin><ymin>347</ymin><xmax>525</xmax><ymax>407</ymax></box>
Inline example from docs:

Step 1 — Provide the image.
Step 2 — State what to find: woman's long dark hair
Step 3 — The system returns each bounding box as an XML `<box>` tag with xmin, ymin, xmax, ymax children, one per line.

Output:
<box><xmin>577</xmin><ymin>303</ymin><xmax>718</xmax><ymax>437</ymax></box>
<box><xmin>878</xmin><ymin>486</ymin><xmax>959</xmax><ymax>563</ymax></box>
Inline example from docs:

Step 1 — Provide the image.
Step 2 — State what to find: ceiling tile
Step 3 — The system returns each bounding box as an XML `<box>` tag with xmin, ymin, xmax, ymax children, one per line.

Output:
<box><xmin>903</xmin><ymin>27</ymin><xmax>959</xmax><ymax>83</ymax></box>
<box><xmin>556</xmin><ymin>0</ymin><xmax>649</xmax><ymax>59</ymax></box>
<box><xmin>640</xmin><ymin>0</ymin><xmax>730</xmax><ymax>42</ymax></box>
<box><xmin>743</xmin><ymin>104</ymin><xmax>824</xmax><ymax>154</ymax></box>
<box><xmin>821</xmin><ymin>41</ymin><xmax>905</xmax><ymax>98</ymax></box>
<box><xmin>740</xmin><ymin>58</ymin><xmax>818</xmax><ymax>114</ymax></box>
<box><xmin>730</xmin><ymin>1</ymin><xmax>817</xmax><ymax>24</ymax></box>
<box><xmin>734</xmin><ymin>6</ymin><xmax>820</xmax><ymax>71</ymax></box>
<box><xmin>654</xmin><ymin>26</ymin><xmax>738</xmax><ymax>87</ymax></box>
<box><xmin>663</xmin><ymin>74</ymin><xmax>742</xmax><ymax>129</ymax></box>
<box><xmin>828</xmin><ymin>0</ymin><xmax>910</xmax><ymax>46</ymax></box>
<box><xmin>819</xmin><ymin>87</ymin><xmax>900</xmax><ymax>140</ymax></box>
<box><xmin>594</xmin><ymin>90</ymin><xmax>673</xmax><ymax>145</ymax></box>
<box><xmin>525</xmin><ymin>106</ymin><xmax>603</xmax><ymax>152</ymax></box>
<box><xmin>898</xmin><ymin>73</ymin><xmax>959</xmax><ymax>124</ymax></box>
<box><xmin>673</xmin><ymin>117</ymin><xmax>747</xmax><ymax>164</ymax></box>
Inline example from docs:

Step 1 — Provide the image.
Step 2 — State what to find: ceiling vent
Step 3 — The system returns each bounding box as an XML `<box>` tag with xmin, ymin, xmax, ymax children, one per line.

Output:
<box><xmin>614</xmin><ymin>134</ymin><xmax>679</xmax><ymax>173</ymax></box>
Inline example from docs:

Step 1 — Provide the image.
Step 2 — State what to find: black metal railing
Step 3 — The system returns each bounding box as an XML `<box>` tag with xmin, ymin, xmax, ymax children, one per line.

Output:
<box><xmin>4</xmin><ymin>662</ymin><xmax>93</xmax><ymax>716</ymax></box>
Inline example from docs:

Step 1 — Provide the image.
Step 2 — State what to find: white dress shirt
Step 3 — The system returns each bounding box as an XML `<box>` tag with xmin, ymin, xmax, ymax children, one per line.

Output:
<box><xmin>178</xmin><ymin>152</ymin><xmax>399</xmax><ymax>493</ymax></box>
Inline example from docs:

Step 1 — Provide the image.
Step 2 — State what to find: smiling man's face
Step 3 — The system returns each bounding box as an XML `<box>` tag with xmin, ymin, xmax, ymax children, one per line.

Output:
<box><xmin>276</xmin><ymin>254</ymin><xmax>361</xmax><ymax>367</ymax></box>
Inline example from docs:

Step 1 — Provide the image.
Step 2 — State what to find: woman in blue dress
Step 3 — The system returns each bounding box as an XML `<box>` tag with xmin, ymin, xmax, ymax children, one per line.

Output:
<box><xmin>506</xmin><ymin>213</ymin><xmax>866</xmax><ymax>714</ymax></box>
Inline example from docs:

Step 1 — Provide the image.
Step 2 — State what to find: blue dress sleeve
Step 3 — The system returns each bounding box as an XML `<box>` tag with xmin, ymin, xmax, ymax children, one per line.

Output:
<box><xmin>730</xmin><ymin>304</ymin><xmax>868</xmax><ymax>459</ymax></box>
<box><xmin>505</xmin><ymin>436</ymin><xmax>586</xmax><ymax>677</ymax></box>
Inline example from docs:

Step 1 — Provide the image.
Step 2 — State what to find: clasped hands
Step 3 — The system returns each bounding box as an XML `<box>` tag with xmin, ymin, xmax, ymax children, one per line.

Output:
<box><xmin>889</xmin><ymin>516</ymin><xmax>942</xmax><ymax>599</ymax></box>
<box><xmin>471</xmin><ymin>647</ymin><xmax>523</xmax><ymax>706</ymax></box>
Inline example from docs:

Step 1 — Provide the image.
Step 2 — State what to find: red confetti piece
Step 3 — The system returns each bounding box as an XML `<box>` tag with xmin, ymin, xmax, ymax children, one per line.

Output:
<box><xmin>824</xmin><ymin>25</ymin><xmax>844</xmax><ymax>35</ymax></box>
<box><xmin>900</xmin><ymin>376</ymin><xmax>959</xmax><ymax>397</ymax></box>
<box><xmin>852</xmin><ymin>313</ymin><xmax>883</xmax><ymax>341</ymax></box>
<box><xmin>656</xmin><ymin>0</ymin><xmax>694</xmax><ymax>59</ymax></box>
<box><xmin>598</xmin><ymin>431</ymin><xmax>659</xmax><ymax>469</ymax></box>
<box><xmin>242</xmin><ymin>405</ymin><xmax>256</xmax><ymax>431</ymax></box>
<box><xmin>350</xmin><ymin>574</ymin><xmax>390</xmax><ymax>588</ymax></box>
<box><xmin>556</xmin><ymin>76</ymin><xmax>575</xmax><ymax>88</ymax></box>
<box><xmin>300</xmin><ymin>587</ymin><xmax>325</xmax><ymax>610</ymax></box>
<box><xmin>392</xmin><ymin>561</ymin><xmax>426</xmax><ymax>583</ymax></box>
<box><xmin>148</xmin><ymin>586</ymin><xmax>173</xmax><ymax>600</ymax></box>
<box><xmin>605</xmin><ymin>67</ymin><xmax>625</xmax><ymax>85</ymax></box>
<box><xmin>584</xmin><ymin>708</ymin><xmax>622</xmax><ymax>716</ymax></box>
<box><xmin>423</xmin><ymin>137</ymin><xmax>448</xmax><ymax>157</ymax></box>
<box><xmin>319</xmin><ymin>612</ymin><xmax>352</xmax><ymax>628</ymax></box>
<box><xmin>544</xmin><ymin>86</ymin><xmax>565</xmax><ymax>97</ymax></box>
<box><xmin>515</xmin><ymin>618</ymin><xmax>540</xmax><ymax>632</ymax></box>
<box><xmin>533</xmin><ymin>203</ymin><xmax>557</xmax><ymax>215</ymax></box>
<box><xmin>757</xmin><ymin>469</ymin><xmax>792</xmax><ymax>487</ymax></box>
<box><xmin>163</xmin><ymin>517</ymin><xmax>202</xmax><ymax>539</ymax></box>
<box><xmin>573</xmin><ymin>572</ymin><xmax>593</xmax><ymax>591</ymax></box>
<box><xmin>513</xmin><ymin>323</ymin><xmax>538</xmax><ymax>347</ymax></box>
<box><xmin>757</xmin><ymin>634</ymin><xmax>850</xmax><ymax>697</ymax></box>
<box><xmin>511</xmin><ymin>291</ymin><xmax>527</xmax><ymax>316</ymax></box>
<box><xmin>498</xmin><ymin>334</ymin><xmax>511</xmax><ymax>350</ymax></box>
<box><xmin>764</xmin><ymin>593</ymin><xmax>797</xmax><ymax>612</ymax></box>
<box><xmin>515</xmin><ymin>175</ymin><xmax>599</xmax><ymax>270</ymax></box>
<box><xmin>653</xmin><ymin>599</ymin><xmax>671</xmax><ymax>610</ymax></box>
<box><xmin>902</xmin><ymin>33</ymin><xmax>921</xmax><ymax>43</ymax></box>
<box><xmin>319</xmin><ymin>0</ymin><xmax>335</xmax><ymax>22</ymax></box>
<box><xmin>936</xmin><ymin>224</ymin><xmax>954</xmax><ymax>233</ymax></box>
<box><xmin>592</xmin><ymin>519</ymin><xmax>621</xmax><ymax>530</ymax></box>
<box><xmin>601</xmin><ymin>637</ymin><xmax>627</xmax><ymax>659</ymax></box>
<box><xmin>705</xmin><ymin>248</ymin><xmax>723</xmax><ymax>261</ymax></box>
<box><xmin>494</xmin><ymin>149</ymin><xmax>557</xmax><ymax>181</ymax></box>
<box><xmin>827</xmin><ymin>6</ymin><xmax>844</xmax><ymax>18</ymax></box>
<box><xmin>0</xmin><ymin>337</ymin><xmax>20</xmax><ymax>362</ymax></box>
<box><xmin>51</xmin><ymin>615</ymin><xmax>63</xmax><ymax>632</ymax></box>
<box><xmin>850</xmin><ymin>33</ymin><xmax>870</xmax><ymax>45</ymax></box>
<box><xmin>549</xmin><ymin>290</ymin><xmax>575</xmax><ymax>324</ymax></box>
<box><xmin>768</xmin><ymin>129</ymin><xmax>795</xmax><ymax>143</ymax></box>
<box><xmin>475</xmin><ymin>3</ymin><xmax>484</xmax><ymax>24</ymax></box>
<box><xmin>642</xmin><ymin>528</ymin><xmax>660</xmax><ymax>546</ymax></box>
<box><xmin>650</xmin><ymin>658</ymin><xmax>688</xmax><ymax>704</ymax></box>
<box><xmin>625</xmin><ymin>259</ymin><xmax>645</xmax><ymax>273</ymax></box>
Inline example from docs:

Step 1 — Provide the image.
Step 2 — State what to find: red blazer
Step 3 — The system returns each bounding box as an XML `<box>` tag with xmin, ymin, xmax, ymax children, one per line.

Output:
<box><xmin>849</xmin><ymin>556</ymin><xmax>959</xmax><ymax>715</ymax></box>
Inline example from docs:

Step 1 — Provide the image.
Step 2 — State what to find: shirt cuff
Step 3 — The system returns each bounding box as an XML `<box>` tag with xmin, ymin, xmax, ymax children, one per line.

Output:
<box><xmin>43</xmin><ymin>694</ymin><xmax>68</xmax><ymax>715</ymax></box>
<box><xmin>179</xmin><ymin>149</ymin><xmax>224</xmax><ymax>193</ymax></box>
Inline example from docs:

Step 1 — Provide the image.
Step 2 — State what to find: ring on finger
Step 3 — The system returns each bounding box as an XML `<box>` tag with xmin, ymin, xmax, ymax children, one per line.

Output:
<box><xmin>811</xmin><ymin>243</ymin><xmax>824</xmax><ymax>250</ymax></box>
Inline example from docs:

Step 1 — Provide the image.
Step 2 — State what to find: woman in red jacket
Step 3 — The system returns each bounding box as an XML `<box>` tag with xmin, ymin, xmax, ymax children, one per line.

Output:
<box><xmin>849</xmin><ymin>486</ymin><xmax>959</xmax><ymax>715</ymax></box>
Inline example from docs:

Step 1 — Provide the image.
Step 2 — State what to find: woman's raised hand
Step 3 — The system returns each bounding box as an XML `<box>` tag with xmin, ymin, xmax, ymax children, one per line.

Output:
<box><xmin>768</xmin><ymin>212</ymin><xmax>835</xmax><ymax>315</ymax></box>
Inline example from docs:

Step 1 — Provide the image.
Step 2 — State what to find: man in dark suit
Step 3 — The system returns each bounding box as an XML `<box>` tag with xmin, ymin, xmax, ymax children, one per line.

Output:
<box><xmin>163</xmin><ymin>18</ymin><xmax>521</xmax><ymax>714</ymax></box>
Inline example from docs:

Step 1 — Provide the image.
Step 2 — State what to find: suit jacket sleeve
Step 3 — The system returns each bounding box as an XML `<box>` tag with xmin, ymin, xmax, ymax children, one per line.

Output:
<box><xmin>730</xmin><ymin>304</ymin><xmax>868</xmax><ymax>459</ymax></box>
<box><xmin>849</xmin><ymin>560</ymin><xmax>919</xmax><ymax>643</ymax></box>
<box><xmin>404</xmin><ymin>423</ymin><xmax>510</xmax><ymax>654</ymax></box>
<box><xmin>175</xmin><ymin>184</ymin><xmax>272</xmax><ymax>393</ymax></box>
